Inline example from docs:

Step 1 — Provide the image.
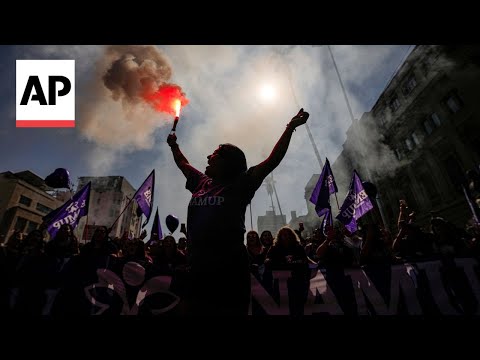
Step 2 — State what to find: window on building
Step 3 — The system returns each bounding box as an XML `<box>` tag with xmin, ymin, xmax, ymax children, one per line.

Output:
<box><xmin>403</xmin><ymin>74</ymin><xmax>417</xmax><ymax>95</ymax></box>
<box><xmin>14</xmin><ymin>217</ymin><xmax>28</xmax><ymax>232</ymax></box>
<box><xmin>97</xmin><ymin>198</ymin><xmax>101</xmax><ymax>204</ymax></box>
<box><xmin>423</xmin><ymin>119</ymin><xmax>434</xmax><ymax>135</ymax></box>
<box><xmin>36</xmin><ymin>203</ymin><xmax>53</xmax><ymax>214</ymax></box>
<box><xmin>26</xmin><ymin>221</ymin><xmax>39</xmax><ymax>234</ymax></box>
<box><xmin>19</xmin><ymin>195</ymin><xmax>32</xmax><ymax>207</ymax></box>
<box><xmin>445</xmin><ymin>93</ymin><xmax>463</xmax><ymax>113</ymax></box>
<box><xmin>389</xmin><ymin>96</ymin><xmax>401</xmax><ymax>112</ymax></box>
<box><xmin>405</xmin><ymin>138</ymin><xmax>414</xmax><ymax>151</ymax></box>
<box><xmin>412</xmin><ymin>131</ymin><xmax>421</xmax><ymax>146</ymax></box>
<box><xmin>431</xmin><ymin>112</ymin><xmax>443</xmax><ymax>127</ymax></box>
<box><xmin>394</xmin><ymin>148</ymin><xmax>402</xmax><ymax>161</ymax></box>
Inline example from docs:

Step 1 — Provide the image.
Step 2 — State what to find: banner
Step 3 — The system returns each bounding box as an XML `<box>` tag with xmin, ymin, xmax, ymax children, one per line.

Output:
<box><xmin>321</xmin><ymin>207</ymin><xmax>333</xmax><ymax>235</ymax></box>
<box><xmin>134</xmin><ymin>170</ymin><xmax>155</xmax><ymax>228</ymax></box>
<box><xmin>336</xmin><ymin>170</ymin><xmax>373</xmax><ymax>232</ymax></box>
<box><xmin>310</xmin><ymin>158</ymin><xmax>338</xmax><ymax>217</ymax></box>
<box><xmin>5</xmin><ymin>256</ymin><xmax>480</xmax><ymax>316</ymax></box>
<box><xmin>45</xmin><ymin>182</ymin><xmax>91</xmax><ymax>239</ymax></box>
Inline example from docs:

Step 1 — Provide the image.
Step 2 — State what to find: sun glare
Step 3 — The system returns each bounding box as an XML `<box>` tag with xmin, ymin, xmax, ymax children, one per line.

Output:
<box><xmin>259</xmin><ymin>84</ymin><xmax>276</xmax><ymax>102</ymax></box>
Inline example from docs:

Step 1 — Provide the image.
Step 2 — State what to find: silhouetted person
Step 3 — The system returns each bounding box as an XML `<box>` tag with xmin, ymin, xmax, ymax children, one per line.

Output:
<box><xmin>260</xmin><ymin>230</ymin><xmax>274</xmax><ymax>254</ymax></box>
<box><xmin>167</xmin><ymin>108</ymin><xmax>309</xmax><ymax>315</ymax></box>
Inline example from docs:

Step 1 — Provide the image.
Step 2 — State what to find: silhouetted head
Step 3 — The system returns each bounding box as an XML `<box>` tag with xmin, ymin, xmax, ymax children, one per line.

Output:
<box><xmin>56</xmin><ymin>224</ymin><xmax>73</xmax><ymax>240</ymax></box>
<box><xmin>274</xmin><ymin>226</ymin><xmax>301</xmax><ymax>248</ymax></box>
<box><xmin>246</xmin><ymin>230</ymin><xmax>261</xmax><ymax>248</ymax></box>
<box><xmin>260</xmin><ymin>230</ymin><xmax>274</xmax><ymax>247</ymax></box>
<box><xmin>92</xmin><ymin>226</ymin><xmax>108</xmax><ymax>243</ymax></box>
<box><xmin>163</xmin><ymin>235</ymin><xmax>176</xmax><ymax>250</ymax></box>
<box><xmin>206</xmin><ymin>144</ymin><xmax>247</xmax><ymax>181</ymax></box>
<box><xmin>178</xmin><ymin>237</ymin><xmax>187</xmax><ymax>251</ymax></box>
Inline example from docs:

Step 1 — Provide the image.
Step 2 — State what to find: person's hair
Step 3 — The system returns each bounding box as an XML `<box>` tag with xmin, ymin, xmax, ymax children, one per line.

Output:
<box><xmin>92</xmin><ymin>226</ymin><xmax>109</xmax><ymax>242</ymax></box>
<box><xmin>246</xmin><ymin>230</ymin><xmax>262</xmax><ymax>247</ymax></box>
<box><xmin>260</xmin><ymin>230</ymin><xmax>273</xmax><ymax>238</ymax></box>
<box><xmin>54</xmin><ymin>223</ymin><xmax>74</xmax><ymax>241</ymax></box>
<box><xmin>274</xmin><ymin>226</ymin><xmax>301</xmax><ymax>247</ymax></box>
<box><xmin>218</xmin><ymin>143</ymin><xmax>247</xmax><ymax>177</ymax></box>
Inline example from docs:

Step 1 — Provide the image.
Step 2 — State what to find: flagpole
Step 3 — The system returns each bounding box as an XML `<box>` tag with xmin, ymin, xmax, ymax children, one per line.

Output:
<box><xmin>284</xmin><ymin>59</ymin><xmax>324</xmax><ymax>169</ymax></box>
<box><xmin>334</xmin><ymin>193</ymin><xmax>340</xmax><ymax>211</ymax></box>
<box><xmin>325</xmin><ymin>45</ymin><xmax>389</xmax><ymax>230</ymax></box>
<box><xmin>82</xmin><ymin>214</ymin><xmax>89</xmax><ymax>244</ymax></box>
<box><xmin>249</xmin><ymin>203</ymin><xmax>253</xmax><ymax>231</ymax></box>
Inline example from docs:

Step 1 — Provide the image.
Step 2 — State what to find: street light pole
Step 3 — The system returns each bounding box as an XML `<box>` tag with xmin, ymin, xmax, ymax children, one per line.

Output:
<box><xmin>325</xmin><ymin>45</ymin><xmax>389</xmax><ymax>230</ymax></box>
<box><xmin>327</xmin><ymin>45</ymin><xmax>356</xmax><ymax>125</ymax></box>
<box><xmin>278</xmin><ymin>52</ymin><xmax>324</xmax><ymax>170</ymax></box>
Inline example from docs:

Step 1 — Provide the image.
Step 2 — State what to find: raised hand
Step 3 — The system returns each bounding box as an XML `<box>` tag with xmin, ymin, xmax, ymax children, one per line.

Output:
<box><xmin>289</xmin><ymin>108</ymin><xmax>310</xmax><ymax>129</ymax></box>
<box><xmin>167</xmin><ymin>133</ymin><xmax>178</xmax><ymax>147</ymax></box>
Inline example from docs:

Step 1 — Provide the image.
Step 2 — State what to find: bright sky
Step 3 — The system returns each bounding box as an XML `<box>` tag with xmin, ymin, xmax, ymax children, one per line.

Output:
<box><xmin>0</xmin><ymin>45</ymin><xmax>413</xmax><ymax>234</ymax></box>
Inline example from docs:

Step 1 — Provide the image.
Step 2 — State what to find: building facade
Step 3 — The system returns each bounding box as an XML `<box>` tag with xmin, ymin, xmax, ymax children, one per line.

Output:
<box><xmin>0</xmin><ymin>171</ymin><xmax>64</xmax><ymax>243</ymax></box>
<box><xmin>76</xmin><ymin>176</ymin><xmax>142</xmax><ymax>242</ymax></box>
<box><xmin>331</xmin><ymin>45</ymin><xmax>480</xmax><ymax>231</ymax></box>
<box><xmin>257</xmin><ymin>210</ymin><xmax>287</xmax><ymax>237</ymax></box>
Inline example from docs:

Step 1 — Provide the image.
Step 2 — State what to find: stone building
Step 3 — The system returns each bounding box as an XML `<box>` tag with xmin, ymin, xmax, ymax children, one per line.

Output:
<box><xmin>76</xmin><ymin>176</ymin><xmax>142</xmax><ymax>241</ymax></box>
<box><xmin>0</xmin><ymin>170</ymin><xmax>64</xmax><ymax>243</ymax></box>
<box><xmin>331</xmin><ymin>45</ymin><xmax>480</xmax><ymax>231</ymax></box>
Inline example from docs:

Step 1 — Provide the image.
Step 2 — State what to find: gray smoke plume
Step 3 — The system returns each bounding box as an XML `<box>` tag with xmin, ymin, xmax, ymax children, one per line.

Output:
<box><xmin>78</xmin><ymin>45</ymin><xmax>177</xmax><ymax>151</ymax></box>
<box><xmin>102</xmin><ymin>45</ymin><xmax>173</xmax><ymax>105</ymax></box>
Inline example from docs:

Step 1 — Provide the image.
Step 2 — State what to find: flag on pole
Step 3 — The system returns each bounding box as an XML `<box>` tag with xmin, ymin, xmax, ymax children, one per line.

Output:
<box><xmin>44</xmin><ymin>182</ymin><xmax>91</xmax><ymax>239</ymax></box>
<box><xmin>134</xmin><ymin>170</ymin><xmax>155</xmax><ymax>228</ymax></box>
<box><xmin>336</xmin><ymin>170</ymin><xmax>373</xmax><ymax>233</ymax></box>
<box><xmin>310</xmin><ymin>158</ymin><xmax>338</xmax><ymax>217</ymax></box>
<box><xmin>151</xmin><ymin>207</ymin><xmax>163</xmax><ymax>240</ymax></box>
<box><xmin>321</xmin><ymin>206</ymin><xmax>333</xmax><ymax>235</ymax></box>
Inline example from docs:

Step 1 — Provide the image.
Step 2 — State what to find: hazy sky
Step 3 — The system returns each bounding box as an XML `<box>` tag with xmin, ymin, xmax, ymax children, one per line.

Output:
<box><xmin>0</xmin><ymin>45</ymin><xmax>413</xmax><ymax>234</ymax></box>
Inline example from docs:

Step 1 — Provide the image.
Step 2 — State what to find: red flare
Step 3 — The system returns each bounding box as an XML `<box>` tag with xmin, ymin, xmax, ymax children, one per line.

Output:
<box><xmin>174</xmin><ymin>99</ymin><xmax>181</xmax><ymax>117</ymax></box>
<box><xmin>142</xmin><ymin>83</ymin><xmax>189</xmax><ymax>117</ymax></box>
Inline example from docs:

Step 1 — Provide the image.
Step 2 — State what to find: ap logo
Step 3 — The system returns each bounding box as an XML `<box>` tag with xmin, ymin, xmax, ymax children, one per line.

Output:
<box><xmin>16</xmin><ymin>60</ymin><xmax>75</xmax><ymax>128</ymax></box>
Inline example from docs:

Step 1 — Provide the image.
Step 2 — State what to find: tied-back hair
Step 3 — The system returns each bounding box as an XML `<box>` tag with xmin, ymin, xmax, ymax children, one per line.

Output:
<box><xmin>274</xmin><ymin>226</ymin><xmax>301</xmax><ymax>247</ymax></box>
<box><xmin>218</xmin><ymin>143</ymin><xmax>247</xmax><ymax>178</ymax></box>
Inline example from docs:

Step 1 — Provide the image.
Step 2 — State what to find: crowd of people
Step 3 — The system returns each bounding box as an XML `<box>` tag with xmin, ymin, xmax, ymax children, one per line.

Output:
<box><xmin>0</xmin><ymin>200</ymin><xmax>478</xmax><ymax>316</ymax></box>
<box><xmin>1</xmin><ymin>105</ymin><xmax>479</xmax><ymax>315</ymax></box>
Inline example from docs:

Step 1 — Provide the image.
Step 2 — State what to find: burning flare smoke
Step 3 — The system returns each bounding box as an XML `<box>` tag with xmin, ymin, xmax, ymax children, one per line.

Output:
<box><xmin>79</xmin><ymin>45</ymin><xmax>189</xmax><ymax>150</ymax></box>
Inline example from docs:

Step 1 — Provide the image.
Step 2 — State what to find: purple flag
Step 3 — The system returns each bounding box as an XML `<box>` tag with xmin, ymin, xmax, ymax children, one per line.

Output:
<box><xmin>309</xmin><ymin>158</ymin><xmax>338</xmax><ymax>217</ymax></box>
<box><xmin>134</xmin><ymin>170</ymin><xmax>155</xmax><ymax>228</ymax></box>
<box><xmin>321</xmin><ymin>206</ymin><xmax>333</xmax><ymax>235</ymax></box>
<box><xmin>46</xmin><ymin>182</ymin><xmax>91</xmax><ymax>239</ymax></box>
<box><xmin>151</xmin><ymin>207</ymin><xmax>163</xmax><ymax>240</ymax></box>
<box><xmin>336</xmin><ymin>170</ymin><xmax>373</xmax><ymax>233</ymax></box>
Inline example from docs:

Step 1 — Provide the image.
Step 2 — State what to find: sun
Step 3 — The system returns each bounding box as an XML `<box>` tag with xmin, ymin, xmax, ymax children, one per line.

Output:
<box><xmin>259</xmin><ymin>84</ymin><xmax>276</xmax><ymax>102</ymax></box>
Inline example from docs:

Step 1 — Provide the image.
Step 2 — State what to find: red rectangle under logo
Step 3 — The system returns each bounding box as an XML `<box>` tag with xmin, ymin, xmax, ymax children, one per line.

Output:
<box><xmin>16</xmin><ymin>120</ymin><xmax>75</xmax><ymax>128</ymax></box>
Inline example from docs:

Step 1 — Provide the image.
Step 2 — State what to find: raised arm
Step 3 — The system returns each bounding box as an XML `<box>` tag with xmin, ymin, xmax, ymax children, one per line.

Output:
<box><xmin>167</xmin><ymin>133</ymin><xmax>196</xmax><ymax>179</ymax></box>
<box><xmin>250</xmin><ymin>109</ymin><xmax>309</xmax><ymax>184</ymax></box>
